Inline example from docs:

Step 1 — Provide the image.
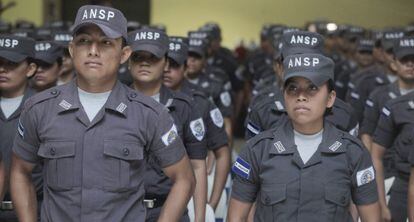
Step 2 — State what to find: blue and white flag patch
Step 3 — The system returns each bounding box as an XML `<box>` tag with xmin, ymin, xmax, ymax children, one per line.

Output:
<box><xmin>247</xmin><ymin>122</ymin><xmax>261</xmax><ymax>135</ymax></box>
<box><xmin>232</xmin><ymin>157</ymin><xmax>251</xmax><ymax>179</ymax></box>
<box><xmin>17</xmin><ymin>119</ymin><xmax>24</xmax><ymax>138</ymax></box>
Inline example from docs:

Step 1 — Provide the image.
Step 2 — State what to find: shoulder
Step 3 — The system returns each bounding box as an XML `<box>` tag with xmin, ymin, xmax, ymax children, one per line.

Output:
<box><xmin>23</xmin><ymin>85</ymin><xmax>64</xmax><ymax>110</ymax></box>
<box><xmin>126</xmin><ymin>87</ymin><xmax>167</xmax><ymax>116</ymax></box>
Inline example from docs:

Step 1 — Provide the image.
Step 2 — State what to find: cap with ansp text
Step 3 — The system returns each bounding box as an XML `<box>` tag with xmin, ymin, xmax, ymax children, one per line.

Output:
<box><xmin>127</xmin><ymin>27</ymin><xmax>169</xmax><ymax>58</ymax></box>
<box><xmin>34</xmin><ymin>41</ymin><xmax>63</xmax><ymax>64</ymax></box>
<box><xmin>283</xmin><ymin>53</ymin><xmax>334</xmax><ymax>87</ymax></box>
<box><xmin>394</xmin><ymin>36</ymin><xmax>414</xmax><ymax>59</ymax></box>
<box><xmin>0</xmin><ymin>35</ymin><xmax>35</xmax><ymax>62</ymax></box>
<box><xmin>72</xmin><ymin>5</ymin><xmax>127</xmax><ymax>39</ymax></box>
<box><xmin>168</xmin><ymin>38</ymin><xmax>188</xmax><ymax>65</ymax></box>
<box><xmin>52</xmin><ymin>30</ymin><xmax>73</xmax><ymax>47</ymax></box>
<box><xmin>381</xmin><ymin>30</ymin><xmax>405</xmax><ymax>51</ymax></box>
<box><xmin>356</xmin><ymin>39</ymin><xmax>374</xmax><ymax>52</ymax></box>
<box><xmin>280</xmin><ymin>31</ymin><xmax>324</xmax><ymax>59</ymax></box>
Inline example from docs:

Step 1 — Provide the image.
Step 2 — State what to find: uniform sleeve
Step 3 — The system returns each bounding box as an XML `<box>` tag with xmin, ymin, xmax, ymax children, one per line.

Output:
<box><xmin>244</xmin><ymin>108</ymin><xmax>262</xmax><ymax>140</ymax></box>
<box><xmin>372</xmin><ymin>105</ymin><xmax>396</xmax><ymax>148</ymax></box>
<box><xmin>147</xmin><ymin>108</ymin><xmax>186</xmax><ymax>168</ymax></box>
<box><xmin>12</xmin><ymin>106</ymin><xmax>41</xmax><ymax>164</ymax></box>
<box><xmin>205</xmin><ymin>102</ymin><xmax>228</xmax><ymax>151</ymax></box>
<box><xmin>359</xmin><ymin>93</ymin><xmax>380</xmax><ymax>135</ymax></box>
<box><xmin>215</xmin><ymin>88</ymin><xmax>233</xmax><ymax>118</ymax></box>
<box><xmin>231</xmin><ymin>144</ymin><xmax>259</xmax><ymax>203</ymax></box>
<box><xmin>347</xmin><ymin>89</ymin><xmax>365</xmax><ymax>123</ymax></box>
<box><xmin>183</xmin><ymin>104</ymin><xmax>208</xmax><ymax>160</ymax></box>
<box><xmin>350</xmin><ymin>146</ymin><xmax>378</xmax><ymax>205</ymax></box>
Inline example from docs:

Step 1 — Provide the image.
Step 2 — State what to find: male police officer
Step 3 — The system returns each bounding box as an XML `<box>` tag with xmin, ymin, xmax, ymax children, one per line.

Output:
<box><xmin>10</xmin><ymin>5</ymin><xmax>195</xmax><ymax>222</ymax></box>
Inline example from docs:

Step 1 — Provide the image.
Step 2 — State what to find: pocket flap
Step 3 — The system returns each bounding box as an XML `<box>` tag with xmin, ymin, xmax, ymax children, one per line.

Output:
<box><xmin>38</xmin><ymin>141</ymin><xmax>75</xmax><ymax>159</ymax></box>
<box><xmin>103</xmin><ymin>140</ymin><xmax>143</xmax><ymax>161</ymax></box>
<box><xmin>260</xmin><ymin>183</ymin><xmax>287</xmax><ymax>205</ymax></box>
<box><xmin>325</xmin><ymin>184</ymin><xmax>350</xmax><ymax>206</ymax></box>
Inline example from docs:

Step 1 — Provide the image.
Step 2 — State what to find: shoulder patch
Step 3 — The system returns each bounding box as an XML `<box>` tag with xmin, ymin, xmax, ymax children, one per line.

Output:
<box><xmin>356</xmin><ymin>166</ymin><xmax>375</xmax><ymax>187</ymax></box>
<box><xmin>232</xmin><ymin>157</ymin><xmax>251</xmax><ymax>179</ymax></box>
<box><xmin>247</xmin><ymin>121</ymin><xmax>261</xmax><ymax>135</ymax></box>
<box><xmin>161</xmin><ymin>124</ymin><xmax>179</xmax><ymax>146</ymax></box>
<box><xmin>190</xmin><ymin>118</ymin><xmax>205</xmax><ymax>141</ymax></box>
<box><xmin>381</xmin><ymin>107</ymin><xmax>391</xmax><ymax>116</ymax></box>
<box><xmin>220</xmin><ymin>91</ymin><xmax>232</xmax><ymax>107</ymax></box>
<box><xmin>365</xmin><ymin>99</ymin><xmax>374</xmax><ymax>107</ymax></box>
<box><xmin>210</xmin><ymin>108</ymin><xmax>224</xmax><ymax>128</ymax></box>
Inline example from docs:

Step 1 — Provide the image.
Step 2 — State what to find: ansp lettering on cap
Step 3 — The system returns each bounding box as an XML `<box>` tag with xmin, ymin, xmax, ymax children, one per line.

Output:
<box><xmin>82</xmin><ymin>8</ymin><xmax>115</xmax><ymax>21</ymax></box>
<box><xmin>290</xmin><ymin>34</ymin><xmax>318</xmax><ymax>46</ymax></box>
<box><xmin>0</xmin><ymin>38</ymin><xmax>19</xmax><ymax>48</ymax></box>
<box><xmin>288</xmin><ymin>56</ymin><xmax>320</xmax><ymax>68</ymax></box>
<box><xmin>135</xmin><ymin>31</ymin><xmax>160</xmax><ymax>41</ymax></box>
<box><xmin>384</xmin><ymin>32</ymin><xmax>404</xmax><ymax>39</ymax></box>
<box><xmin>54</xmin><ymin>34</ymin><xmax>73</xmax><ymax>42</ymax></box>
<box><xmin>400</xmin><ymin>39</ymin><xmax>414</xmax><ymax>47</ymax></box>
<box><xmin>169</xmin><ymin>42</ymin><xmax>181</xmax><ymax>51</ymax></box>
<box><xmin>35</xmin><ymin>42</ymin><xmax>51</xmax><ymax>51</ymax></box>
<box><xmin>189</xmin><ymin>38</ymin><xmax>203</xmax><ymax>46</ymax></box>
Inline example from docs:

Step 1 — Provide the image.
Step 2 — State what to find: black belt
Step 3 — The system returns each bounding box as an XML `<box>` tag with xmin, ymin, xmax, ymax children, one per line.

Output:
<box><xmin>144</xmin><ymin>194</ymin><xmax>167</xmax><ymax>209</ymax></box>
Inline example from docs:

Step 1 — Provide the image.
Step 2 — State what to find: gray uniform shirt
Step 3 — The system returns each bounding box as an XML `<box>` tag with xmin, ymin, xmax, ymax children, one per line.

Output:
<box><xmin>232</xmin><ymin>120</ymin><xmax>378</xmax><ymax>222</ymax></box>
<box><xmin>13</xmin><ymin>80</ymin><xmax>186</xmax><ymax>222</ymax></box>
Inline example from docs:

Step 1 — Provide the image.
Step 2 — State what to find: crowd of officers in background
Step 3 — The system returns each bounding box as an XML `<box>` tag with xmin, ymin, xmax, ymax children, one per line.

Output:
<box><xmin>0</xmin><ymin>3</ymin><xmax>413</xmax><ymax>222</ymax></box>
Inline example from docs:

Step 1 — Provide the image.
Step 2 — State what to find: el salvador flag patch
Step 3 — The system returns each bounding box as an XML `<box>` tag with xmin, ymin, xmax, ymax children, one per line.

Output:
<box><xmin>232</xmin><ymin>157</ymin><xmax>251</xmax><ymax>179</ymax></box>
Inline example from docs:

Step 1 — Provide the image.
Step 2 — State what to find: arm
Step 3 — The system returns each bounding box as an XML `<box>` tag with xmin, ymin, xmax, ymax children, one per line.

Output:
<box><xmin>371</xmin><ymin>142</ymin><xmax>391</xmax><ymax>222</ymax></box>
<box><xmin>208</xmin><ymin>145</ymin><xmax>230</xmax><ymax>210</ymax></box>
<box><xmin>360</xmin><ymin>134</ymin><xmax>373</xmax><ymax>152</ymax></box>
<box><xmin>206</xmin><ymin>150</ymin><xmax>215</xmax><ymax>175</ymax></box>
<box><xmin>408</xmin><ymin>167</ymin><xmax>414</xmax><ymax>221</ymax></box>
<box><xmin>224</xmin><ymin>117</ymin><xmax>233</xmax><ymax>149</ymax></box>
<box><xmin>357</xmin><ymin>202</ymin><xmax>381</xmax><ymax>222</ymax></box>
<box><xmin>190</xmin><ymin>159</ymin><xmax>207</xmax><ymax>222</ymax></box>
<box><xmin>227</xmin><ymin>198</ymin><xmax>253</xmax><ymax>222</ymax></box>
<box><xmin>10</xmin><ymin>153</ymin><xmax>37</xmax><ymax>222</ymax></box>
<box><xmin>158</xmin><ymin>155</ymin><xmax>196</xmax><ymax>222</ymax></box>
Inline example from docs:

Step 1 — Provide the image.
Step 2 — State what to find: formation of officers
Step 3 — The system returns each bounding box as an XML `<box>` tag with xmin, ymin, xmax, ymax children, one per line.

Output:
<box><xmin>0</xmin><ymin>3</ymin><xmax>413</xmax><ymax>222</ymax></box>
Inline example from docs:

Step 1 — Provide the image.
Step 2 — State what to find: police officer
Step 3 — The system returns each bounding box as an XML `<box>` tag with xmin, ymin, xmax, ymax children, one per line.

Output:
<box><xmin>0</xmin><ymin>35</ymin><xmax>37</xmax><ymax>222</ymax></box>
<box><xmin>32</xmin><ymin>41</ymin><xmax>63</xmax><ymax>92</ymax></box>
<box><xmin>245</xmin><ymin>31</ymin><xmax>358</xmax><ymax>139</ymax></box>
<box><xmin>164</xmin><ymin>37</ymin><xmax>231</xmax><ymax>211</ymax></box>
<box><xmin>186</xmin><ymin>33</ymin><xmax>233</xmax><ymax>146</ymax></box>
<box><xmin>371</xmin><ymin>36</ymin><xmax>414</xmax><ymax>222</ymax></box>
<box><xmin>228</xmin><ymin>53</ymin><xmax>380</xmax><ymax>221</ymax></box>
<box><xmin>10</xmin><ymin>5</ymin><xmax>195</xmax><ymax>222</ymax></box>
<box><xmin>127</xmin><ymin>28</ymin><xmax>207</xmax><ymax>222</ymax></box>
<box><xmin>52</xmin><ymin>30</ymin><xmax>74</xmax><ymax>85</ymax></box>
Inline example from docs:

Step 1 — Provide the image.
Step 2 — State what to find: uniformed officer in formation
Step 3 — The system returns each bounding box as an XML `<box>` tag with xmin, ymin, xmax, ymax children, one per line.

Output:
<box><xmin>229</xmin><ymin>52</ymin><xmax>380</xmax><ymax>221</ymax></box>
<box><xmin>10</xmin><ymin>5</ymin><xmax>195</xmax><ymax>222</ymax></box>
<box><xmin>0</xmin><ymin>35</ymin><xmax>37</xmax><ymax>222</ymax></box>
<box><xmin>127</xmin><ymin>27</ymin><xmax>208</xmax><ymax>221</ymax></box>
<box><xmin>164</xmin><ymin>37</ymin><xmax>231</xmax><ymax>212</ymax></box>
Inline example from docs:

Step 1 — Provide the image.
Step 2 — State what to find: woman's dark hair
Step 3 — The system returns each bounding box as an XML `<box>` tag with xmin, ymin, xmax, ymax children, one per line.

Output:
<box><xmin>324</xmin><ymin>79</ymin><xmax>335</xmax><ymax>116</ymax></box>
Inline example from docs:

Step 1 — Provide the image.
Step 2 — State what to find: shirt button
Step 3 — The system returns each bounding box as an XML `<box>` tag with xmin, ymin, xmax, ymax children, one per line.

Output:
<box><xmin>50</xmin><ymin>147</ymin><xmax>56</xmax><ymax>156</ymax></box>
<box><xmin>265</xmin><ymin>196</ymin><xmax>271</xmax><ymax>204</ymax></box>
<box><xmin>123</xmin><ymin>148</ymin><xmax>130</xmax><ymax>156</ymax></box>
<box><xmin>130</xmin><ymin>93</ymin><xmax>137</xmax><ymax>98</ymax></box>
<box><xmin>50</xmin><ymin>90</ymin><xmax>57</xmax><ymax>95</ymax></box>
<box><xmin>341</xmin><ymin>196</ymin><xmax>346</xmax><ymax>204</ymax></box>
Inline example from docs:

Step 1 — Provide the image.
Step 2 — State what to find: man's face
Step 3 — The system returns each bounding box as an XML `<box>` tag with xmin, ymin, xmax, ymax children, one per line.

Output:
<box><xmin>0</xmin><ymin>58</ymin><xmax>36</xmax><ymax>95</ymax></box>
<box><xmin>186</xmin><ymin>55</ymin><xmax>204</xmax><ymax>77</ymax></box>
<box><xmin>395</xmin><ymin>55</ymin><xmax>414</xmax><ymax>83</ymax></box>
<box><xmin>33</xmin><ymin>61</ymin><xmax>60</xmax><ymax>91</ymax></box>
<box><xmin>355</xmin><ymin>51</ymin><xmax>374</xmax><ymax>67</ymax></box>
<box><xmin>129</xmin><ymin>51</ymin><xmax>167</xmax><ymax>84</ymax></box>
<box><xmin>69</xmin><ymin>25</ymin><xmax>130</xmax><ymax>85</ymax></box>
<box><xmin>164</xmin><ymin>58</ymin><xmax>185</xmax><ymax>90</ymax></box>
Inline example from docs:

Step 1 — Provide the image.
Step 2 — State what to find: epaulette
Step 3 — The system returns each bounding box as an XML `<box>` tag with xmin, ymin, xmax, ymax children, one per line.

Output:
<box><xmin>23</xmin><ymin>87</ymin><xmax>60</xmax><ymax>109</ymax></box>
<box><xmin>246</xmin><ymin>129</ymin><xmax>275</xmax><ymax>148</ymax></box>
<box><xmin>127</xmin><ymin>89</ymin><xmax>163</xmax><ymax>115</ymax></box>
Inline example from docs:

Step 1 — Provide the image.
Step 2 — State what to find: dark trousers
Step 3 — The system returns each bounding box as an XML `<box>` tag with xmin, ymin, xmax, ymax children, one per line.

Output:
<box><xmin>388</xmin><ymin>177</ymin><xmax>408</xmax><ymax>222</ymax></box>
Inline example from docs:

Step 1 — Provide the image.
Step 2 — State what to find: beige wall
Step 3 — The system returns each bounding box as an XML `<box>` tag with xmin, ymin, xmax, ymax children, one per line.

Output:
<box><xmin>2</xmin><ymin>0</ymin><xmax>44</xmax><ymax>26</ymax></box>
<box><xmin>151</xmin><ymin>0</ymin><xmax>414</xmax><ymax>48</ymax></box>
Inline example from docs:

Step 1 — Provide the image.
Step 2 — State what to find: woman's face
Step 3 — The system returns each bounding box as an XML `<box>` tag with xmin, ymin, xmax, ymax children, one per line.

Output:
<box><xmin>284</xmin><ymin>77</ymin><xmax>335</xmax><ymax>128</ymax></box>
<box><xmin>129</xmin><ymin>51</ymin><xmax>167</xmax><ymax>84</ymax></box>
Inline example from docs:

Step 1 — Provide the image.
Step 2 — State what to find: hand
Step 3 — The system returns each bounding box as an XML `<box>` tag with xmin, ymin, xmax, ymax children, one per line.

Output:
<box><xmin>380</xmin><ymin>205</ymin><xmax>391</xmax><ymax>222</ymax></box>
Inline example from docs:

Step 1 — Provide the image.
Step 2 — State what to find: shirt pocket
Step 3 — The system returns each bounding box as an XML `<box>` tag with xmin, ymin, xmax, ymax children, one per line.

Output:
<box><xmin>257</xmin><ymin>183</ymin><xmax>287</xmax><ymax>222</ymax></box>
<box><xmin>324</xmin><ymin>184</ymin><xmax>351</xmax><ymax>222</ymax></box>
<box><xmin>37</xmin><ymin>141</ymin><xmax>76</xmax><ymax>191</ymax></box>
<box><xmin>102</xmin><ymin>140</ymin><xmax>144</xmax><ymax>192</ymax></box>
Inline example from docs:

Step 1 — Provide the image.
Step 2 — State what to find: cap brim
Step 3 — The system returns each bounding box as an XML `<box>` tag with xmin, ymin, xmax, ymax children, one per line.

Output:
<box><xmin>35</xmin><ymin>53</ymin><xmax>58</xmax><ymax>64</ymax></box>
<box><xmin>188</xmin><ymin>47</ymin><xmax>205</xmax><ymax>57</ymax></box>
<box><xmin>0</xmin><ymin>50</ymin><xmax>27</xmax><ymax>63</ymax></box>
<box><xmin>131</xmin><ymin>44</ymin><xmax>165</xmax><ymax>58</ymax></box>
<box><xmin>282</xmin><ymin>47</ymin><xmax>322</xmax><ymax>58</ymax></box>
<box><xmin>396</xmin><ymin>48</ymin><xmax>414</xmax><ymax>59</ymax></box>
<box><xmin>168</xmin><ymin>52</ymin><xmax>186</xmax><ymax>65</ymax></box>
<box><xmin>73</xmin><ymin>22</ymin><xmax>124</xmax><ymax>39</ymax></box>
<box><xmin>284</xmin><ymin>71</ymin><xmax>331</xmax><ymax>87</ymax></box>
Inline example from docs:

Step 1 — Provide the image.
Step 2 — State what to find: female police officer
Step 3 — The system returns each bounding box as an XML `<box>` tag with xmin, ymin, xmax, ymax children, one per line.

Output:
<box><xmin>227</xmin><ymin>53</ymin><xmax>380</xmax><ymax>222</ymax></box>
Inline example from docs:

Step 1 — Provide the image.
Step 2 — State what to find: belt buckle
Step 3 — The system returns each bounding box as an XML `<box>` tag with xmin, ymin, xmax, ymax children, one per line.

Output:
<box><xmin>144</xmin><ymin>199</ymin><xmax>155</xmax><ymax>209</ymax></box>
<box><xmin>1</xmin><ymin>201</ymin><xmax>13</xmax><ymax>210</ymax></box>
